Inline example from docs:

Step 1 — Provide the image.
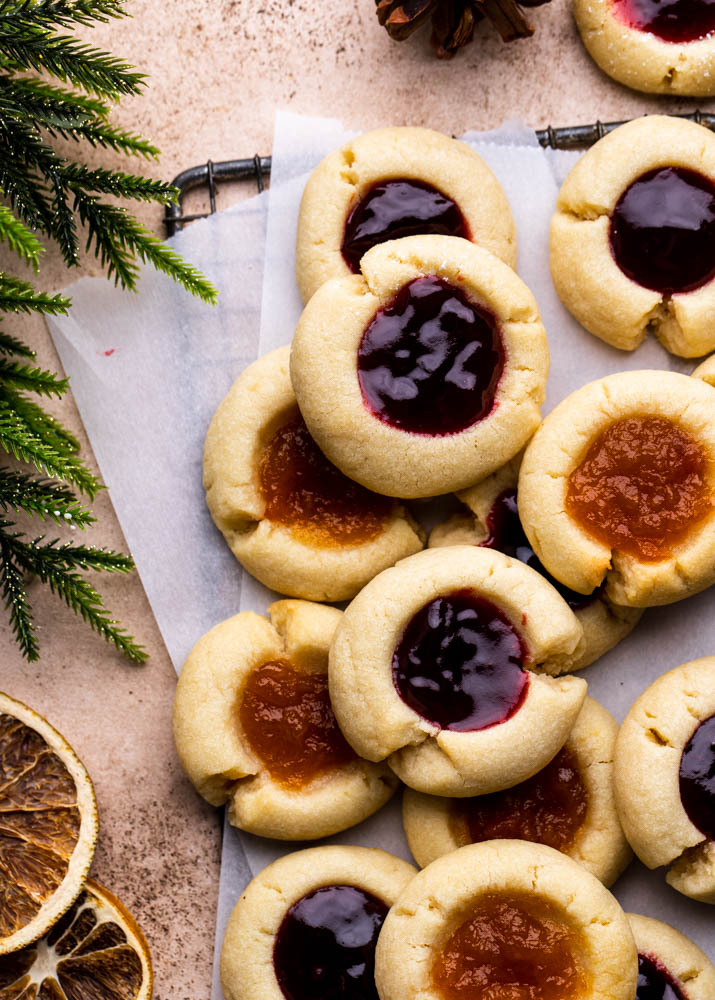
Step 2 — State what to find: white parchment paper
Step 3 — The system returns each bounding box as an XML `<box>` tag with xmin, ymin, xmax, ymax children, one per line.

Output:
<box><xmin>48</xmin><ymin>111</ymin><xmax>714</xmax><ymax>1000</ymax></box>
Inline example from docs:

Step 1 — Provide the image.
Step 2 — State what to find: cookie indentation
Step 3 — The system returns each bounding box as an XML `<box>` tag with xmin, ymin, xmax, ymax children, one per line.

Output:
<box><xmin>679</xmin><ymin>712</ymin><xmax>715</xmax><ymax>841</ymax></box>
<box><xmin>637</xmin><ymin>953</ymin><xmax>686</xmax><ymax>1000</ymax></box>
<box><xmin>610</xmin><ymin>0</ymin><xmax>715</xmax><ymax>43</ymax></box>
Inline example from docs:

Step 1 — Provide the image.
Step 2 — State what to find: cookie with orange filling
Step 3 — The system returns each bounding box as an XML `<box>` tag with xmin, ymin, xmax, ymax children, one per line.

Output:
<box><xmin>374</xmin><ymin>841</ymin><xmax>637</xmax><ymax>1000</ymax></box>
<box><xmin>402</xmin><ymin>696</ymin><xmax>632</xmax><ymax>887</ymax></box>
<box><xmin>329</xmin><ymin>546</ymin><xmax>587</xmax><ymax>798</ymax></box>
<box><xmin>172</xmin><ymin>600</ymin><xmax>397</xmax><ymax>840</ymax></box>
<box><xmin>204</xmin><ymin>346</ymin><xmax>424</xmax><ymax>602</ymax></box>
<box><xmin>614</xmin><ymin>657</ymin><xmax>715</xmax><ymax>904</ymax></box>
<box><xmin>518</xmin><ymin>371</ymin><xmax>715</xmax><ymax>607</ymax></box>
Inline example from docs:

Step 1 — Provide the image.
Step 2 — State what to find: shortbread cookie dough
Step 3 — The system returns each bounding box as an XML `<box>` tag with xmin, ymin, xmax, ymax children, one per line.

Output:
<box><xmin>614</xmin><ymin>657</ymin><xmax>715</xmax><ymax>903</ymax></box>
<box><xmin>575</xmin><ymin>0</ymin><xmax>715</xmax><ymax>96</ymax></box>
<box><xmin>329</xmin><ymin>545</ymin><xmax>587</xmax><ymax>798</ymax></box>
<box><xmin>551</xmin><ymin>116</ymin><xmax>715</xmax><ymax>357</ymax></box>
<box><xmin>172</xmin><ymin>600</ymin><xmax>397</xmax><ymax>840</ymax></box>
<box><xmin>694</xmin><ymin>352</ymin><xmax>715</xmax><ymax>386</ymax></box>
<box><xmin>628</xmin><ymin>913</ymin><xmax>715</xmax><ymax>1000</ymax></box>
<box><xmin>204</xmin><ymin>346</ymin><xmax>424</xmax><ymax>601</ymax></box>
<box><xmin>519</xmin><ymin>371</ymin><xmax>715</xmax><ymax>607</ymax></box>
<box><xmin>220</xmin><ymin>845</ymin><xmax>416</xmax><ymax>1000</ymax></box>
<box><xmin>291</xmin><ymin>234</ymin><xmax>549</xmax><ymax>498</ymax></box>
<box><xmin>375</xmin><ymin>841</ymin><xmax>637</xmax><ymax>1000</ymax></box>
<box><xmin>430</xmin><ymin>455</ymin><xmax>642</xmax><ymax>670</ymax></box>
<box><xmin>296</xmin><ymin>126</ymin><xmax>516</xmax><ymax>302</ymax></box>
<box><xmin>403</xmin><ymin>696</ymin><xmax>632</xmax><ymax>887</ymax></box>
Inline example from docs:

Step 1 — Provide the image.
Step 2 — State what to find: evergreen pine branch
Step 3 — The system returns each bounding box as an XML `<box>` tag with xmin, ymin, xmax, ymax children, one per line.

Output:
<box><xmin>0</xmin><ymin>328</ymin><xmax>36</xmax><ymax>359</ymax></box>
<box><xmin>0</xmin><ymin>469</ymin><xmax>93</xmax><ymax>526</ymax></box>
<box><xmin>0</xmin><ymin>154</ymin><xmax>56</xmax><ymax>232</ymax></box>
<box><xmin>0</xmin><ymin>1</ymin><xmax>128</xmax><ymax>30</ymax></box>
<box><xmin>0</xmin><ymin>204</ymin><xmax>43</xmax><ymax>270</ymax></box>
<box><xmin>0</xmin><ymin>359</ymin><xmax>68</xmax><ymax>396</ymax></box>
<box><xmin>0</xmin><ymin>73</ymin><xmax>110</xmax><ymax>118</ymax></box>
<box><xmin>0</xmin><ymin>529</ymin><xmax>37</xmax><ymax>659</ymax></box>
<box><xmin>64</xmin><ymin>164</ymin><xmax>176</xmax><ymax>202</ymax></box>
<box><xmin>0</xmin><ymin>273</ymin><xmax>70</xmax><ymax>314</ymax></box>
<box><xmin>0</xmin><ymin>381</ymin><xmax>80</xmax><ymax>453</ymax></box>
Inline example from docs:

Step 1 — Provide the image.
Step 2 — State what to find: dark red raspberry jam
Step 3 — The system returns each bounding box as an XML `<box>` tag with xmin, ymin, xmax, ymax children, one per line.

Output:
<box><xmin>273</xmin><ymin>885</ymin><xmax>387</xmax><ymax>1000</ymax></box>
<box><xmin>483</xmin><ymin>489</ymin><xmax>600</xmax><ymax>611</ymax></box>
<box><xmin>609</xmin><ymin>167</ymin><xmax>715</xmax><ymax>294</ymax></box>
<box><xmin>610</xmin><ymin>0</ymin><xmax>715</xmax><ymax>43</ymax></box>
<box><xmin>341</xmin><ymin>179</ymin><xmax>469</xmax><ymax>273</ymax></box>
<box><xmin>357</xmin><ymin>275</ymin><xmax>504</xmax><ymax>436</ymax></box>
<box><xmin>392</xmin><ymin>589</ymin><xmax>528</xmax><ymax>732</ymax></box>
<box><xmin>637</xmin><ymin>953</ymin><xmax>686</xmax><ymax>1000</ymax></box>
<box><xmin>679</xmin><ymin>713</ymin><xmax>715</xmax><ymax>841</ymax></box>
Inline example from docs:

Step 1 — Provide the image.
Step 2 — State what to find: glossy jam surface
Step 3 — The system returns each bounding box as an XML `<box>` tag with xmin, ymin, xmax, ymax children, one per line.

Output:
<box><xmin>679</xmin><ymin>713</ymin><xmax>715</xmax><ymax>841</ymax></box>
<box><xmin>392</xmin><ymin>589</ymin><xmax>528</xmax><ymax>732</ymax></box>
<box><xmin>239</xmin><ymin>659</ymin><xmax>355</xmax><ymax>789</ymax></box>
<box><xmin>357</xmin><ymin>275</ymin><xmax>504</xmax><ymax>436</ymax></box>
<box><xmin>454</xmin><ymin>746</ymin><xmax>588</xmax><ymax>853</ymax></box>
<box><xmin>609</xmin><ymin>167</ymin><xmax>715</xmax><ymax>294</ymax></box>
<box><xmin>483</xmin><ymin>488</ymin><xmax>599</xmax><ymax>611</ymax></box>
<box><xmin>259</xmin><ymin>408</ymin><xmax>393</xmax><ymax>545</ymax></box>
<box><xmin>610</xmin><ymin>0</ymin><xmax>715</xmax><ymax>43</ymax></box>
<box><xmin>341</xmin><ymin>179</ymin><xmax>469</xmax><ymax>273</ymax></box>
<box><xmin>273</xmin><ymin>885</ymin><xmax>387</xmax><ymax>1000</ymax></box>
<box><xmin>637</xmin><ymin>954</ymin><xmax>686</xmax><ymax>1000</ymax></box>
<box><xmin>432</xmin><ymin>893</ymin><xmax>587</xmax><ymax>1000</ymax></box>
<box><xmin>566</xmin><ymin>416</ymin><xmax>712</xmax><ymax>561</ymax></box>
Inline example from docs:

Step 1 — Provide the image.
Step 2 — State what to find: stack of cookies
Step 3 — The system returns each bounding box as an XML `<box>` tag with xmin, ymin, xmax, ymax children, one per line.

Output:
<box><xmin>173</xmin><ymin>118</ymin><xmax>715</xmax><ymax>1000</ymax></box>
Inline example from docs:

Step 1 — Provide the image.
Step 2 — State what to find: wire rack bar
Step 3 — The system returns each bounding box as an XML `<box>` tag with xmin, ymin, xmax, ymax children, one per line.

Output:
<box><xmin>164</xmin><ymin>110</ymin><xmax>715</xmax><ymax>236</ymax></box>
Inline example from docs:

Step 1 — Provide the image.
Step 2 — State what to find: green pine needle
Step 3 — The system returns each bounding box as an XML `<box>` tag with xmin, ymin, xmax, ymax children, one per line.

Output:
<box><xmin>0</xmin><ymin>328</ymin><xmax>36</xmax><ymax>359</ymax></box>
<box><xmin>0</xmin><ymin>2</ymin><xmax>129</xmax><ymax>29</ymax></box>
<box><xmin>0</xmin><ymin>359</ymin><xmax>69</xmax><ymax>396</ymax></box>
<box><xmin>64</xmin><ymin>163</ymin><xmax>176</xmax><ymax>203</ymax></box>
<box><xmin>0</xmin><ymin>273</ymin><xmax>71</xmax><ymax>314</ymax></box>
<box><xmin>0</xmin><ymin>531</ymin><xmax>37</xmax><ymax>659</ymax></box>
<box><xmin>0</xmin><ymin>469</ymin><xmax>94</xmax><ymax>526</ymax></box>
<box><xmin>0</xmin><ymin>203</ymin><xmax>43</xmax><ymax>270</ymax></box>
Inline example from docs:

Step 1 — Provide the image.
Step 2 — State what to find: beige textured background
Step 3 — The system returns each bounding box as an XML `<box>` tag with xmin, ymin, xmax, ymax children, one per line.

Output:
<box><xmin>0</xmin><ymin>1</ymin><xmax>712</xmax><ymax>997</ymax></box>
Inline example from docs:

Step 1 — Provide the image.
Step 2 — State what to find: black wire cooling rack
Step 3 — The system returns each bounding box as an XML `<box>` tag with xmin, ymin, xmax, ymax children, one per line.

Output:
<box><xmin>163</xmin><ymin>110</ymin><xmax>715</xmax><ymax>236</ymax></box>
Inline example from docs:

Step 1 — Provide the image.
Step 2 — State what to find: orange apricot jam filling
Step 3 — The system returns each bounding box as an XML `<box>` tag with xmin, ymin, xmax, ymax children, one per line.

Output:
<box><xmin>451</xmin><ymin>747</ymin><xmax>588</xmax><ymax>854</ymax></box>
<box><xmin>432</xmin><ymin>892</ymin><xmax>588</xmax><ymax>1000</ymax></box>
<box><xmin>259</xmin><ymin>407</ymin><xmax>394</xmax><ymax>546</ymax></box>
<box><xmin>566</xmin><ymin>416</ymin><xmax>712</xmax><ymax>561</ymax></box>
<box><xmin>238</xmin><ymin>659</ymin><xmax>355</xmax><ymax>789</ymax></box>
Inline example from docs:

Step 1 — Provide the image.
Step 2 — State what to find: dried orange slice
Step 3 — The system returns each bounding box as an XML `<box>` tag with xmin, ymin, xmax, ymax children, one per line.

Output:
<box><xmin>0</xmin><ymin>692</ymin><xmax>98</xmax><ymax>955</ymax></box>
<box><xmin>0</xmin><ymin>878</ymin><xmax>153</xmax><ymax>999</ymax></box>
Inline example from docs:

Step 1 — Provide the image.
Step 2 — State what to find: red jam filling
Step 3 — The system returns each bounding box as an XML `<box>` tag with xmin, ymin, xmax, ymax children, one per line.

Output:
<box><xmin>679</xmin><ymin>713</ymin><xmax>715</xmax><ymax>841</ymax></box>
<box><xmin>357</xmin><ymin>275</ymin><xmax>504</xmax><ymax>436</ymax></box>
<box><xmin>392</xmin><ymin>589</ymin><xmax>529</xmax><ymax>732</ymax></box>
<box><xmin>273</xmin><ymin>885</ymin><xmax>388</xmax><ymax>1000</ymax></box>
<box><xmin>239</xmin><ymin>659</ymin><xmax>355</xmax><ymax>789</ymax></box>
<box><xmin>637</xmin><ymin>953</ymin><xmax>686</xmax><ymax>1000</ymax></box>
<box><xmin>483</xmin><ymin>488</ymin><xmax>600</xmax><ymax>610</ymax></box>
<box><xmin>259</xmin><ymin>408</ymin><xmax>394</xmax><ymax>546</ymax></box>
<box><xmin>453</xmin><ymin>746</ymin><xmax>588</xmax><ymax>852</ymax></box>
<box><xmin>565</xmin><ymin>416</ymin><xmax>712</xmax><ymax>562</ymax></box>
<box><xmin>610</xmin><ymin>0</ymin><xmax>715</xmax><ymax>43</ymax></box>
<box><xmin>341</xmin><ymin>179</ymin><xmax>470</xmax><ymax>273</ymax></box>
<box><xmin>609</xmin><ymin>167</ymin><xmax>715</xmax><ymax>294</ymax></box>
<box><xmin>432</xmin><ymin>893</ymin><xmax>587</xmax><ymax>1000</ymax></box>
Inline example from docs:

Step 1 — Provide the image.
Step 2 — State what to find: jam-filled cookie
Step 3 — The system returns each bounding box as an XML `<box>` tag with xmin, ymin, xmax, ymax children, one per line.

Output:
<box><xmin>374</xmin><ymin>840</ymin><xmax>638</xmax><ymax>1000</ymax></box>
<box><xmin>430</xmin><ymin>455</ymin><xmax>642</xmax><ymax>671</ymax></box>
<box><xmin>295</xmin><ymin>126</ymin><xmax>516</xmax><ymax>303</ymax></box>
<box><xmin>172</xmin><ymin>600</ymin><xmax>397</xmax><ymax>840</ymax></box>
<box><xmin>628</xmin><ymin>913</ymin><xmax>715</xmax><ymax>1000</ymax></box>
<box><xmin>575</xmin><ymin>0</ymin><xmax>715</xmax><ymax>96</ymax></box>
<box><xmin>614</xmin><ymin>657</ymin><xmax>715</xmax><ymax>904</ymax></box>
<box><xmin>402</xmin><ymin>696</ymin><xmax>632</xmax><ymax>887</ymax></box>
<box><xmin>220</xmin><ymin>845</ymin><xmax>416</xmax><ymax>1000</ymax></box>
<box><xmin>291</xmin><ymin>235</ymin><xmax>549</xmax><ymax>499</ymax></box>
<box><xmin>329</xmin><ymin>546</ymin><xmax>587</xmax><ymax>798</ymax></box>
<box><xmin>204</xmin><ymin>346</ymin><xmax>424</xmax><ymax>601</ymax></box>
<box><xmin>518</xmin><ymin>371</ymin><xmax>715</xmax><ymax>607</ymax></box>
<box><xmin>550</xmin><ymin>116</ymin><xmax>715</xmax><ymax>357</ymax></box>
<box><xmin>694</xmin><ymin>352</ymin><xmax>715</xmax><ymax>386</ymax></box>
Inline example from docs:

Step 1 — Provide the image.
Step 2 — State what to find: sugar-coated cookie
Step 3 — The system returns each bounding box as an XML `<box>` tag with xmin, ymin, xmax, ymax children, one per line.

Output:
<box><xmin>204</xmin><ymin>346</ymin><xmax>424</xmax><ymax>601</ymax></box>
<box><xmin>172</xmin><ymin>600</ymin><xmax>397</xmax><ymax>840</ymax></box>
<box><xmin>551</xmin><ymin>116</ymin><xmax>715</xmax><ymax>357</ymax></box>
<box><xmin>430</xmin><ymin>454</ymin><xmax>642</xmax><ymax>670</ymax></box>
<box><xmin>291</xmin><ymin>234</ymin><xmax>549</xmax><ymax>498</ymax></box>
<box><xmin>403</xmin><ymin>696</ymin><xmax>632</xmax><ymax>887</ymax></box>
<box><xmin>374</xmin><ymin>841</ymin><xmax>638</xmax><ymax>1000</ymax></box>
<box><xmin>295</xmin><ymin>126</ymin><xmax>516</xmax><ymax>302</ymax></box>
<box><xmin>220</xmin><ymin>845</ymin><xmax>416</xmax><ymax>1000</ymax></box>
<box><xmin>519</xmin><ymin>371</ymin><xmax>715</xmax><ymax>607</ymax></box>
<box><xmin>329</xmin><ymin>545</ymin><xmax>587</xmax><ymax>798</ymax></box>
<box><xmin>614</xmin><ymin>657</ymin><xmax>715</xmax><ymax>904</ymax></box>
<box><xmin>628</xmin><ymin>913</ymin><xmax>715</xmax><ymax>1000</ymax></box>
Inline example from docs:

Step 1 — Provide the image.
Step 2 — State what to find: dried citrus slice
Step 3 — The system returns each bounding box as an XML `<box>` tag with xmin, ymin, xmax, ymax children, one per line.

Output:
<box><xmin>0</xmin><ymin>691</ymin><xmax>98</xmax><ymax>955</ymax></box>
<box><xmin>0</xmin><ymin>878</ymin><xmax>153</xmax><ymax>999</ymax></box>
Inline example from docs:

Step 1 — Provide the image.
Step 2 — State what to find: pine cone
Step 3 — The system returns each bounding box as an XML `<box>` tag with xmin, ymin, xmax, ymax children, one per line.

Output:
<box><xmin>376</xmin><ymin>0</ymin><xmax>551</xmax><ymax>57</ymax></box>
